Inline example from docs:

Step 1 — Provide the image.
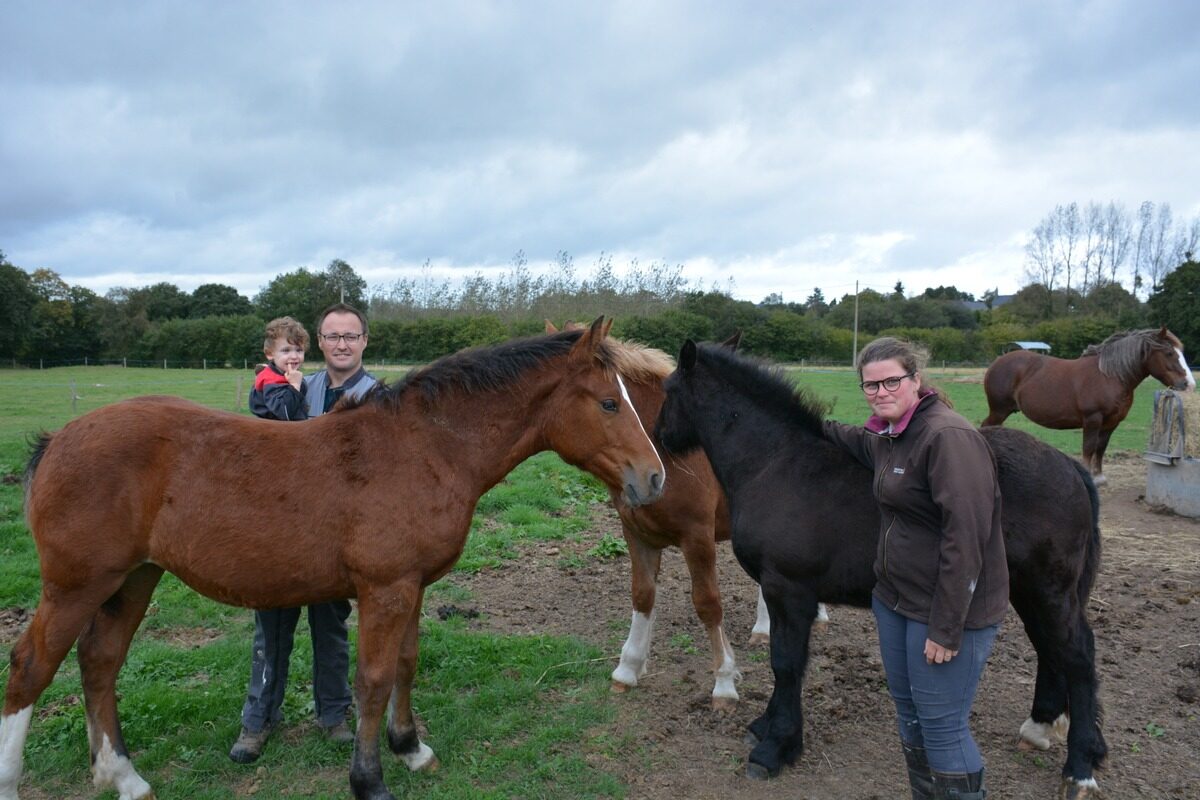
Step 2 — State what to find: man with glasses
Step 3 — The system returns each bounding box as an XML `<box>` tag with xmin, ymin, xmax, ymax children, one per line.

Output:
<box><xmin>230</xmin><ymin>303</ymin><xmax>377</xmax><ymax>764</ymax></box>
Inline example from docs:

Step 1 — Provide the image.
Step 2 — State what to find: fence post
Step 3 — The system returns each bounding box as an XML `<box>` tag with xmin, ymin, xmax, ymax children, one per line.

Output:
<box><xmin>123</xmin><ymin>357</ymin><xmax>127</xmax><ymax>368</ymax></box>
<box><xmin>163</xmin><ymin>359</ymin><xmax>167</xmax><ymax>370</ymax></box>
<box><xmin>84</xmin><ymin>356</ymin><xmax>88</xmax><ymax>366</ymax></box>
<box><xmin>40</xmin><ymin>359</ymin><xmax>43</xmax><ymax>370</ymax></box>
<box><xmin>70</xmin><ymin>379</ymin><xmax>77</xmax><ymax>415</ymax></box>
<box><xmin>203</xmin><ymin>359</ymin><xmax>207</xmax><ymax>370</ymax></box>
<box><xmin>244</xmin><ymin>359</ymin><xmax>248</xmax><ymax>370</ymax></box>
<box><xmin>237</xmin><ymin>376</ymin><xmax>244</xmax><ymax>410</ymax></box>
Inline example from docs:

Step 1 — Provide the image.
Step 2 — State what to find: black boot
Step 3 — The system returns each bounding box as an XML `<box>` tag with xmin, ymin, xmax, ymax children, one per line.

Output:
<box><xmin>931</xmin><ymin>768</ymin><xmax>985</xmax><ymax>799</ymax></box>
<box><xmin>901</xmin><ymin>743</ymin><xmax>934</xmax><ymax>800</ymax></box>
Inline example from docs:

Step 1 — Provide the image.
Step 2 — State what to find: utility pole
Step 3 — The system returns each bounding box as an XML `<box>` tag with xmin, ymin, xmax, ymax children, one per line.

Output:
<box><xmin>851</xmin><ymin>280</ymin><xmax>860</xmax><ymax>365</ymax></box>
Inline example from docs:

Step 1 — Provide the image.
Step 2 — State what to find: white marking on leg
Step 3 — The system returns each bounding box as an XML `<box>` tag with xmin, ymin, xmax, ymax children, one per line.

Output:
<box><xmin>1020</xmin><ymin>714</ymin><xmax>1069</xmax><ymax>751</ymax></box>
<box><xmin>0</xmin><ymin>707</ymin><xmax>34</xmax><ymax>800</ymax></box>
<box><xmin>1066</xmin><ymin>777</ymin><xmax>1100</xmax><ymax>790</ymax></box>
<box><xmin>1175</xmin><ymin>347</ymin><xmax>1195</xmax><ymax>390</ymax></box>
<box><xmin>711</xmin><ymin>628</ymin><xmax>740</xmax><ymax>701</ymax></box>
<box><xmin>400</xmin><ymin>741</ymin><xmax>435</xmax><ymax>771</ymax></box>
<box><xmin>751</xmin><ymin>587</ymin><xmax>771</xmax><ymax>639</ymax></box>
<box><xmin>816</xmin><ymin>603</ymin><xmax>830</xmax><ymax>624</ymax></box>
<box><xmin>616</xmin><ymin>374</ymin><xmax>666</xmax><ymax>487</ymax></box>
<box><xmin>92</xmin><ymin>734</ymin><xmax>152</xmax><ymax>800</ymax></box>
<box><xmin>612</xmin><ymin>610</ymin><xmax>655</xmax><ymax>687</ymax></box>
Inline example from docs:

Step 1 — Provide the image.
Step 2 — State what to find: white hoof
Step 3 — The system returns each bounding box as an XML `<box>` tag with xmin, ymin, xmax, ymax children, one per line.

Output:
<box><xmin>1019</xmin><ymin>714</ymin><xmax>1069</xmax><ymax>750</ymax></box>
<box><xmin>400</xmin><ymin>741</ymin><xmax>437</xmax><ymax>772</ymax></box>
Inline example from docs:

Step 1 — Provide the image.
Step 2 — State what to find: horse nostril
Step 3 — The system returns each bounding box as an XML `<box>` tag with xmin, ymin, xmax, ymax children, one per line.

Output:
<box><xmin>651</xmin><ymin>472</ymin><xmax>663</xmax><ymax>492</ymax></box>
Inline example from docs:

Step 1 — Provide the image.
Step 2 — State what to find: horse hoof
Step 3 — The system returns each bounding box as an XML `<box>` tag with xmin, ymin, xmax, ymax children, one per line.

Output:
<box><xmin>1092</xmin><ymin>474</ymin><xmax>1107</xmax><ymax>487</ymax></box>
<box><xmin>1059</xmin><ymin>777</ymin><xmax>1101</xmax><ymax>800</ymax></box>
<box><xmin>610</xmin><ymin>680</ymin><xmax>632</xmax><ymax>694</ymax></box>
<box><xmin>812</xmin><ymin>621</ymin><xmax>828</xmax><ymax>634</ymax></box>
<box><xmin>745</xmin><ymin>760</ymin><xmax>777</xmax><ymax>780</ymax></box>
<box><xmin>743</xmin><ymin>730</ymin><xmax>762</xmax><ymax>747</ymax></box>
<box><xmin>711</xmin><ymin>696</ymin><xmax>737</xmax><ymax>714</ymax></box>
<box><xmin>422</xmin><ymin>756</ymin><xmax>440</xmax><ymax>774</ymax></box>
<box><xmin>748</xmin><ymin>632</ymin><xmax>770</xmax><ymax>647</ymax></box>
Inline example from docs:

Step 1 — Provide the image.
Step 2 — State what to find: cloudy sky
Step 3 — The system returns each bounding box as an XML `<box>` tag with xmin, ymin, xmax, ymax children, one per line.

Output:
<box><xmin>3</xmin><ymin>1</ymin><xmax>1198</xmax><ymax>305</ymax></box>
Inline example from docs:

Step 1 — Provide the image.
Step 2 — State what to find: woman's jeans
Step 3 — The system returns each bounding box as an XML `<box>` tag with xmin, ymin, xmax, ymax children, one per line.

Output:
<box><xmin>872</xmin><ymin>596</ymin><xmax>998</xmax><ymax>774</ymax></box>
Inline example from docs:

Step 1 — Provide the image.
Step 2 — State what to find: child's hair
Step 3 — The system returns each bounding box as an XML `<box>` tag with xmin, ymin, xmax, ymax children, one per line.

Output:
<box><xmin>263</xmin><ymin>316</ymin><xmax>310</xmax><ymax>353</ymax></box>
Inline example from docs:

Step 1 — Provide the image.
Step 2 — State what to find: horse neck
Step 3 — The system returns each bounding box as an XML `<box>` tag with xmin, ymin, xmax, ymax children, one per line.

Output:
<box><xmin>690</xmin><ymin>382</ymin><xmax>796</xmax><ymax>495</ymax></box>
<box><xmin>393</xmin><ymin>371</ymin><xmax>565</xmax><ymax>494</ymax></box>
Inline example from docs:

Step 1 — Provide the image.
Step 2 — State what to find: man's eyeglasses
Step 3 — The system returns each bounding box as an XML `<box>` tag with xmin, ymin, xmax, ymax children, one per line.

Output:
<box><xmin>860</xmin><ymin>373</ymin><xmax>914</xmax><ymax>395</ymax></box>
<box><xmin>320</xmin><ymin>333</ymin><xmax>364</xmax><ymax>344</ymax></box>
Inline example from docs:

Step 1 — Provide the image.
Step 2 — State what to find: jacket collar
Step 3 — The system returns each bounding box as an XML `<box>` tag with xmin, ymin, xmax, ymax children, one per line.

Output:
<box><xmin>864</xmin><ymin>390</ymin><xmax>938</xmax><ymax>437</ymax></box>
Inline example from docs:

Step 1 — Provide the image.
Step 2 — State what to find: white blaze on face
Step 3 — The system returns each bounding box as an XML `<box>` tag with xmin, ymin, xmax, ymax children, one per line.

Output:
<box><xmin>0</xmin><ymin>706</ymin><xmax>34</xmax><ymax>800</ymax></box>
<box><xmin>1175</xmin><ymin>348</ymin><xmax>1196</xmax><ymax>389</ymax></box>
<box><xmin>616</xmin><ymin>374</ymin><xmax>666</xmax><ymax>488</ymax></box>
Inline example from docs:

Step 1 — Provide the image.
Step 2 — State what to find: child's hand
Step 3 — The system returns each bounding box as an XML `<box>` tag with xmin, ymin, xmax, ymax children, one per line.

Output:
<box><xmin>285</xmin><ymin>367</ymin><xmax>303</xmax><ymax>389</ymax></box>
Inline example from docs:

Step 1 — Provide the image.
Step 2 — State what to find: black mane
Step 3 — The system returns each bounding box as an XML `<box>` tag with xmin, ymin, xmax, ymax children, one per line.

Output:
<box><xmin>344</xmin><ymin>329</ymin><xmax>601</xmax><ymax>412</ymax></box>
<box><xmin>695</xmin><ymin>343</ymin><xmax>828</xmax><ymax>436</ymax></box>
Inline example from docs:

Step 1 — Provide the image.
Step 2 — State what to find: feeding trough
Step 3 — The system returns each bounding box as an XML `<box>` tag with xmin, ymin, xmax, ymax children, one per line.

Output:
<box><xmin>1144</xmin><ymin>388</ymin><xmax>1200</xmax><ymax>518</ymax></box>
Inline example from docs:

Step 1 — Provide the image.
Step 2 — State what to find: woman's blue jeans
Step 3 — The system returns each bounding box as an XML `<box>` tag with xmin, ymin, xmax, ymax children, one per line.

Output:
<box><xmin>872</xmin><ymin>596</ymin><xmax>998</xmax><ymax>774</ymax></box>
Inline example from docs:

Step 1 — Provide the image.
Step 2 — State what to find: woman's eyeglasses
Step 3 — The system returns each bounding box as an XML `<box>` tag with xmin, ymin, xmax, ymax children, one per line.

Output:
<box><xmin>860</xmin><ymin>373</ymin><xmax>914</xmax><ymax>395</ymax></box>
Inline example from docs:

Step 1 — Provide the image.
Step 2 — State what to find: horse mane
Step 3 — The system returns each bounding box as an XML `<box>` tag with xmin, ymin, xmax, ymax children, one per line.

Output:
<box><xmin>605</xmin><ymin>338</ymin><xmax>675</xmax><ymax>384</ymax></box>
<box><xmin>344</xmin><ymin>329</ymin><xmax>618</xmax><ymax>412</ymax></box>
<box><xmin>1081</xmin><ymin>328</ymin><xmax>1180</xmax><ymax>384</ymax></box>
<box><xmin>695</xmin><ymin>343</ymin><xmax>828</xmax><ymax>437</ymax></box>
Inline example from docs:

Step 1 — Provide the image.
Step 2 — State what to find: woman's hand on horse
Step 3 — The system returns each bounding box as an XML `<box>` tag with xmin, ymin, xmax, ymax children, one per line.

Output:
<box><xmin>924</xmin><ymin>638</ymin><xmax>958</xmax><ymax>665</ymax></box>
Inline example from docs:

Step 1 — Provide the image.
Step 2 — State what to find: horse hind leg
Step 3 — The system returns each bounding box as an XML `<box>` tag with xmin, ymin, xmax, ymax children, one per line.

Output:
<box><xmin>611</xmin><ymin>533</ymin><xmax>662</xmax><ymax>694</ymax></box>
<box><xmin>77</xmin><ymin>564</ymin><xmax>164</xmax><ymax>800</ymax></box>
<box><xmin>2</xmin><ymin>574</ymin><xmax>128</xmax><ymax>800</ymax></box>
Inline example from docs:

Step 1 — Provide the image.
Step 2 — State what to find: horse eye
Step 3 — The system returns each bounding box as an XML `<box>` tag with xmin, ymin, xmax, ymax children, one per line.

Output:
<box><xmin>601</xmin><ymin>398</ymin><xmax>619</xmax><ymax>413</ymax></box>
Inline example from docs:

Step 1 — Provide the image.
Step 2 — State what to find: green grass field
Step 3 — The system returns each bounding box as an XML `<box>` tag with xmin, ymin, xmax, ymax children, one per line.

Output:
<box><xmin>0</xmin><ymin>364</ymin><xmax>1163</xmax><ymax>798</ymax></box>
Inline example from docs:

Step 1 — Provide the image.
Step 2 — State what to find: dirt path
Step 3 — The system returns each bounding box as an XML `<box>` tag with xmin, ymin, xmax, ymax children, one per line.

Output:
<box><xmin>457</xmin><ymin>452</ymin><xmax>1200</xmax><ymax>799</ymax></box>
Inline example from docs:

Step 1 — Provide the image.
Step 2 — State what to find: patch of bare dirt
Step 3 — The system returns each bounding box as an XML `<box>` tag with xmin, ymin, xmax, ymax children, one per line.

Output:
<box><xmin>0</xmin><ymin>606</ymin><xmax>31</xmax><ymax>643</ymax></box>
<box><xmin>456</xmin><ymin>451</ymin><xmax>1200</xmax><ymax>799</ymax></box>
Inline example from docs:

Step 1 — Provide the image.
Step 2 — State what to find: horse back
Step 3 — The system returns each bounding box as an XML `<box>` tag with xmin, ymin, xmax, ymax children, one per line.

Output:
<box><xmin>983</xmin><ymin>426</ymin><xmax>1097</xmax><ymax>588</ymax></box>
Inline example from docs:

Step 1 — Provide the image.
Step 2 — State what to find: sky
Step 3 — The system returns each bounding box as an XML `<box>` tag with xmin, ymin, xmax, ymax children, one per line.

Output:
<box><xmin>3</xmin><ymin>1</ymin><xmax>1199</xmax><ymax>306</ymax></box>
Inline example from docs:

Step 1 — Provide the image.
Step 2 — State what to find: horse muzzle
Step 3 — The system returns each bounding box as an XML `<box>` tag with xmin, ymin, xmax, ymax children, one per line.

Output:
<box><xmin>622</xmin><ymin>468</ymin><xmax>664</xmax><ymax>508</ymax></box>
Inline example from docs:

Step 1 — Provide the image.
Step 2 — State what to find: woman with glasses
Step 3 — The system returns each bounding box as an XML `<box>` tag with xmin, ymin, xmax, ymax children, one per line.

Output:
<box><xmin>822</xmin><ymin>337</ymin><xmax>1006</xmax><ymax>800</ymax></box>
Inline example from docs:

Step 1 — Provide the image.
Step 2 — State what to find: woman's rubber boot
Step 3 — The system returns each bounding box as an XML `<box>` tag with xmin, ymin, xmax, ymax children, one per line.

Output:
<box><xmin>901</xmin><ymin>743</ymin><xmax>934</xmax><ymax>800</ymax></box>
<box><xmin>931</xmin><ymin>769</ymin><xmax>985</xmax><ymax>799</ymax></box>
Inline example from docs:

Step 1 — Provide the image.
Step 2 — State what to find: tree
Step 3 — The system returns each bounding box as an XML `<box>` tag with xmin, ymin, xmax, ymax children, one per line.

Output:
<box><xmin>191</xmin><ymin>283</ymin><xmax>253</xmax><ymax>318</ymax></box>
<box><xmin>803</xmin><ymin>287</ymin><xmax>828</xmax><ymax>317</ymax></box>
<box><xmin>1147</xmin><ymin>259</ymin><xmax>1200</xmax><ymax>353</ymax></box>
<box><xmin>1024</xmin><ymin>203</ymin><xmax>1081</xmax><ymax>315</ymax></box>
<box><xmin>0</xmin><ymin>258</ymin><xmax>38</xmax><ymax>358</ymax></box>
<box><xmin>124</xmin><ymin>282</ymin><xmax>192</xmax><ymax>322</ymax></box>
<box><xmin>324</xmin><ymin>259</ymin><xmax>367</xmax><ymax>307</ymax></box>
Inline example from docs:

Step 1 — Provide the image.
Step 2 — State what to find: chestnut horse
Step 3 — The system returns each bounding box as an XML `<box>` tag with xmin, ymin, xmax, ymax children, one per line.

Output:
<box><xmin>657</xmin><ymin>341</ymin><xmax>1106</xmax><ymax>799</ymax></box>
<box><xmin>983</xmin><ymin>327</ymin><xmax>1194</xmax><ymax>483</ymax></box>
<box><xmin>547</xmin><ymin>322</ymin><xmax>747</xmax><ymax>708</ymax></box>
<box><xmin>0</xmin><ymin>319</ymin><xmax>664</xmax><ymax>800</ymax></box>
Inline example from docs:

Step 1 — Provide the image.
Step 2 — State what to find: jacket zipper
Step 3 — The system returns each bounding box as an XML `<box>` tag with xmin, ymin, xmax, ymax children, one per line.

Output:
<box><xmin>878</xmin><ymin>438</ymin><xmax>901</xmax><ymax>609</ymax></box>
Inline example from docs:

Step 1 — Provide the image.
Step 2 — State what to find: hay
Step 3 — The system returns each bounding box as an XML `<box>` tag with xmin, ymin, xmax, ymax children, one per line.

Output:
<box><xmin>1184</xmin><ymin>391</ymin><xmax>1200</xmax><ymax>460</ymax></box>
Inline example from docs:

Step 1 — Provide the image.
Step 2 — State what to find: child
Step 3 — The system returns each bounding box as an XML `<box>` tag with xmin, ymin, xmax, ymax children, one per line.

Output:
<box><xmin>250</xmin><ymin>316</ymin><xmax>310</xmax><ymax>421</ymax></box>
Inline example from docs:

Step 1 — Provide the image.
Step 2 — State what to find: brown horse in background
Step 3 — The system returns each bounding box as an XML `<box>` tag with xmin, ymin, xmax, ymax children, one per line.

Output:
<box><xmin>1</xmin><ymin>319</ymin><xmax>664</xmax><ymax>800</ymax></box>
<box><xmin>983</xmin><ymin>326</ymin><xmax>1194</xmax><ymax>483</ymax></box>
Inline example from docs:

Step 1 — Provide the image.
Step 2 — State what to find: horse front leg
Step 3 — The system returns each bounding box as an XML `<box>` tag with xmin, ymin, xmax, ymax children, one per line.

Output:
<box><xmin>1080</xmin><ymin>416</ymin><xmax>1105</xmax><ymax>485</ymax></box>
<box><xmin>76</xmin><ymin>565</ymin><xmax>164</xmax><ymax>800</ymax></box>
<box><xmin>349</xmin><ymin>582</ymin><xmax>419</xmax><ymax>800</ymax></box>
<box><xmin>1090</xmin><ymin>428</ymin><xmax>1116</xmax><ymax>486</ymax></box>
<box><xmin>746</xmin><ymin>579</ymin><xmax>816</xmax><ymax>779</ymax></box>
<box><xmin>679</xmin><ymin>536</ymin><xmax>738</xmax><ymax>710</ymax></box>
<box><xmin>384</xmin><ymin>588</ymin><xmax>437</xmax><ymax>773</ymax></box>
<box><xmin>611</xmin><ymin>533</ymin><xmax>661</xmax><ymax>693</ymax></box>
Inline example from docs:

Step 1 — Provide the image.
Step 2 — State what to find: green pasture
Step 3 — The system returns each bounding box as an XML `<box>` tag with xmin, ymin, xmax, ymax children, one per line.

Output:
<box><xmin>0</xmin><ymin>364</ymin><xmax>1162</xmax><ymax>799</ymax></box>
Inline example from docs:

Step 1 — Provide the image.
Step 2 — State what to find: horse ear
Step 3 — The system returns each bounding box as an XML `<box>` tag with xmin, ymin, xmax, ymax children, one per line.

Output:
<box><xmin>544</xmin><ymin>319</ymin><xmax>559</xmax><ymax>334</ymax></box>
<box><xmin>679</xmin><ymin>340</ymin><xmax>698</xmax><ymax>371</ymax></box>
<box><xmin>571</xmin><ymin>316</ymin><xmax>607</xmax><ymax>359</ymax></box>
<box><xmin>599</xmin><ymin>316</ymin><xmax>614</xmax><ymax>338</ymax></box>
<box><xmin>1159</xmin><ymin>324</ymin><xmax>1169</xmax><ymax>339</ymax></box>
<box><xmin>721</xmin><ymin>330</ymin><xmax>742</xmax><ymax>351</ymax></box>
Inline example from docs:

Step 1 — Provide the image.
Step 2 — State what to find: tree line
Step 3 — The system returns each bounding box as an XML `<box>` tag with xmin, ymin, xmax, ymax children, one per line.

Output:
<box><xmin>2</xmin><ymin>200</ymin><xmax>1197</xmax><ymax>368</ymax></box>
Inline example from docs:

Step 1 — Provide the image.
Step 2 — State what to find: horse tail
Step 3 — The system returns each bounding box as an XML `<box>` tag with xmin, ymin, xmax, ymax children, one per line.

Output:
<box><xmin>1070</xmin><ymin>457</ymin><xmax>1102</xmax><ymax>603</ymax></box>
<box><xmin>24</xmin><ymin>431</ymin><xmax>53</xmax><ymax>514</ymax></box>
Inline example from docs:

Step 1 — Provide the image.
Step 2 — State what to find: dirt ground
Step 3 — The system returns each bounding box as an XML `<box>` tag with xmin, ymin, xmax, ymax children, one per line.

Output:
<box><xmin>456</xmin><ymin>451</ymin><xmax>1200</xmax><ymax>799</ymax></box>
